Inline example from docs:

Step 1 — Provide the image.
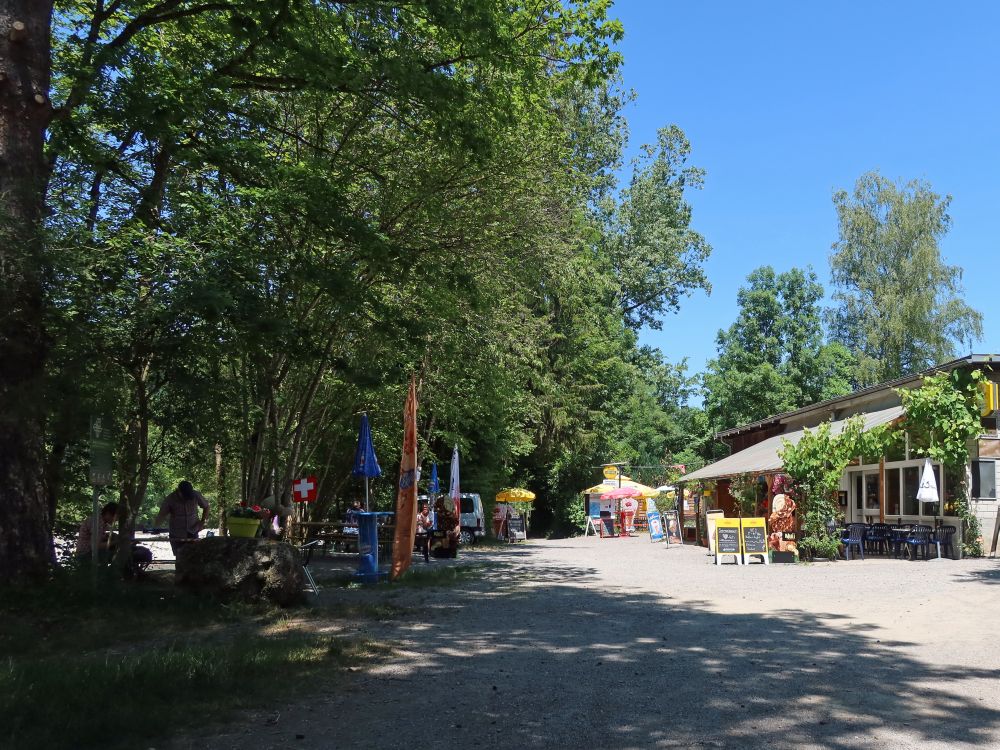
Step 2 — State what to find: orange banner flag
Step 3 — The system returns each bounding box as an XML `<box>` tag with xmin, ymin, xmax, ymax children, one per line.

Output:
<box><xmin>390</xmin><ymin>376</ymin><xmax>418</xmax><ymax>581</ymax></box>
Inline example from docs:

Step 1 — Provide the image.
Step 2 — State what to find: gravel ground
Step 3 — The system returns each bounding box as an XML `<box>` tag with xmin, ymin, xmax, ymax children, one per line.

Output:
<box><xmin>169</xmin><ymin>537</ymin><xmax>1000</xmax><ymax>750</ymax></box>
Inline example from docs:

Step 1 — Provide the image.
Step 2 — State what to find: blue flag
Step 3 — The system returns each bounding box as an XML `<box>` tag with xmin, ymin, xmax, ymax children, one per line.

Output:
<box><xmin>428</xmin><ymin>462</ymin><xmax>440</xmax><ymax>494</ymax></box>
<box><xmin>352</xmin><ymin>413</ymin><xmax>382</xmax><ymax>478</ymax></box>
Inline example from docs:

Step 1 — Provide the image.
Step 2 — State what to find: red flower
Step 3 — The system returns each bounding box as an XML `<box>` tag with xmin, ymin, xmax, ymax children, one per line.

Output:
<box><xmin>239</xmin><ymin>501</ymin><xmax>247</xmax><ymax>508</ymax></box>
<box><xmin>251</xmin><ymin>505</ymin><xmax>262</xmax><ymax>513</ymax></box>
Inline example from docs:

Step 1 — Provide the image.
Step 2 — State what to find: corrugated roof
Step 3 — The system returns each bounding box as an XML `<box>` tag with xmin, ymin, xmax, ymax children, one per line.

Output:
<box><xmin>680</xmin><ymin>405</ymin><xmax>905</xmax><ymax>483</ymax></box>
<box><xmin>715</xmin><ymin>354</ymin><xmax>1000</xmax><ymax>440</ymax></box>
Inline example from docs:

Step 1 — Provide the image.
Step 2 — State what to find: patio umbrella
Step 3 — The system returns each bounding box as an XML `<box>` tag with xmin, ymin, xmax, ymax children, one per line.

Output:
<box><xmin>352</xmin><ymin>413</ymin><xmax>382</xmax><ymax>511</ymax></box>
<box><xmin>496</xmin><ymin>488</ymin><xmax>535</xmax><ymax>503</ymax></box>
<box><xmin>916</xmin><ymin>458</ymin><xmax>939</xmax><ymax>506</ymax></box>
<box><xmin>600</xmin><ymin>486</ymin><xmax>643</xmax><ymax>500</ymax></box>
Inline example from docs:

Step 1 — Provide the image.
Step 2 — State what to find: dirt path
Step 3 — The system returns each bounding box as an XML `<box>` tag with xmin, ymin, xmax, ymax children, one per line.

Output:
<box><xmin>169</xmin><ymin>538</ymin><xmax>1000</xmax><ymax>749</ymax></box>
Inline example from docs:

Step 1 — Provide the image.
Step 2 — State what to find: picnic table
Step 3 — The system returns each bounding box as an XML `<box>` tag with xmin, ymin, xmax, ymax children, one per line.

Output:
<box><xmin>294</xmin><ymin>520</ymin><xmax>396</xmax><ymax>556</ymax></box>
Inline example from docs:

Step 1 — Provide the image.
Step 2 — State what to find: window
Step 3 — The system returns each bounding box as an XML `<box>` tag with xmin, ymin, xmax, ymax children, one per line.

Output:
<box><xmin>865</xmin><ymin>472</ymin><xmax>880</xmax><ymax>511</ymax></box>
<box><xmin>903</xmin><ymin>466</ymin><xmax>920</xmax><ymax>515</ymax></box>
<box><xmin>972</xmin><ymin>460</ymin><xmax>997</xmax><ymax>500</ymax></box>
<box><xmin>886</xmin><ymin>468</ymin><xmax>900</xmax><ymax>515</ymax></box>
<box><xmin>460</xmin><ymin>498</ymin><xmax>475</xmax><ymax>514</ymax></box>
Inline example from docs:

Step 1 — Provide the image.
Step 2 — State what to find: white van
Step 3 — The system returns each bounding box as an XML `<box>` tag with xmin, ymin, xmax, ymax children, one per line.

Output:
<box><xmin>458</xmin><ymin>493</ymin><xmax>486</xmax><ymax>545</ymax></box>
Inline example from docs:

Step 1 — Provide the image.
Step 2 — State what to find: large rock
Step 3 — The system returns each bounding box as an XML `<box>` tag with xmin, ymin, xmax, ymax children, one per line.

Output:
<box><xmin>175</xmin><ymin>537</ymin><xmax>305</xmax><ymax>606</ymax></box>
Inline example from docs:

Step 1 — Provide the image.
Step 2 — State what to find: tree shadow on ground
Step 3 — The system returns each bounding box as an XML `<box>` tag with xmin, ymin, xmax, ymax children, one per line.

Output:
<box><xmin>179</xmin><ymin>547</ymin><xmax>1000</xmax><ymax>749</ymax></box>
<box><xmin>956</xmin><ymin>565</ymin><xmax>1000</xmax><ymax>585</ymax></box>
<box><xmin>373</xmin><ymin>555</ymin><xmax>999</xmax><ymax>748</ymax></box>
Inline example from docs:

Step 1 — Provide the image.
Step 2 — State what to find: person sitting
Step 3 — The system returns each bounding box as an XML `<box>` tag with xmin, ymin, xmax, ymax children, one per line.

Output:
<box><xmin>76</xmin><ymin>502</ymin><xmax>154</xmax><ymax>571</ymax></box>
<box><xmin>76</xmin><ymin>502</ymin><xmax>118</xmax><ymax>560</ymax></box>
<box><xmin>343</xmin><ymin>500</ymin><xmax>362</xmax><ymax>533</ymax></box>
<box><xmin>415</xmin><ymin>503</ymin><xmax>433</xmax><ymax>562</ymax></box>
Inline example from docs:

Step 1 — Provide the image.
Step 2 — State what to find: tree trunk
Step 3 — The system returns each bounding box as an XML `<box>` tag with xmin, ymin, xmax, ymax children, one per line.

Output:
<box><xmin>0</xmin><ymin>3</ymin><xmax>56</xmax><ymax>579</ymax></box>
<box><xmin>215</xmin><ymin>443</ymin><xmax>228</xmax><ymax>534</ymax></box>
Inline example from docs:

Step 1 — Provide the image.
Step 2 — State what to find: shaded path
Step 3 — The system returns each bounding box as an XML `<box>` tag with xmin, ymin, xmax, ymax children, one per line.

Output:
<box><xmin>170</xmin><ymin>539</ymin><xmax>1000</xmax><ymax>749</ymax></box>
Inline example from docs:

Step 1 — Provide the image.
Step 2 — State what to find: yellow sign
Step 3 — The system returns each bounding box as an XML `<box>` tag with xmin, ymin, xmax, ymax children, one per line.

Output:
<box><xmin>603</xmin><ymin>465</ymin><xmax>620</xmax><ymax>480</ymax></box>
<box><xmin>981</xmin><ymin>381</ymin><xmax>998</xmax><ymax>416</ymax></box>
<box><xmin>714</xmin><ymin>518</ymin><xmax>741</xmax><ymax>556</ymax></box>
<box><xmin>740</xmin><ymin>517</ymin><xmax>767</xmax><ymax>555</ymax></box>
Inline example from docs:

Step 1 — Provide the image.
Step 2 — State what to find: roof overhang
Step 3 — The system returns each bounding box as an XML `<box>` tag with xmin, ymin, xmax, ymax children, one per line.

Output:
<box><xmin>680</xmin><ymin>405</ymin><xmax>905</xmax><ymax>484</ymax></box>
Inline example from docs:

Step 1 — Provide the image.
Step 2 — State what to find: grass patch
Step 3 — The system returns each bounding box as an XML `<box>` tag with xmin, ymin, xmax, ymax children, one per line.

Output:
<box><xmin>0</xmin><ymin>568</ymin><xmax>391</xmax><ymax>749</ymax></box>
<box><xmin>393</xmin><ymin>563</ymin><xmax>484</xmax><ymax>588</ymax></box>
<box><xmin>1</xmin><ymin>633</ymin><xmax>386</xmax><ymax>750</ymax></box>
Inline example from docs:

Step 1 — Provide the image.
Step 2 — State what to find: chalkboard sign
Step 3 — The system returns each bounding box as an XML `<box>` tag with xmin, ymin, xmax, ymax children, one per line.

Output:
<box><xmin>716</xmin><ymin>524</ymin><xmax>741</xmax><ymax>554</ymax></box>
<box><xmin>507</xmin><ymin>515</ymin><xmax>527</xmax><ymax>540</ymax></box>
<box><xmin>599</xmin><ymin>513</ymin><xmax>616</xmax><ymax>537</ymax></box>
<box><xmin>740</xmin><ymin>517</ymin><xmax>767</xmax><ymax>554</ymax></box>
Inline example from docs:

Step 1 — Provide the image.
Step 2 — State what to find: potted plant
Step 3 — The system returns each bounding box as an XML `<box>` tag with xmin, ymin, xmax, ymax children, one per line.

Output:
<box><xmin>228</xmin><ymin>503</ymin><xmax>269</xmax><ymax>538</ymax></box>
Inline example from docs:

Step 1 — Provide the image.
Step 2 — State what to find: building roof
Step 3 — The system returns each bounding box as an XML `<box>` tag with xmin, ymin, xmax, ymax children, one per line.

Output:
<box><xmin>715</xmin><ymin>353</ymin><xmax>1000</xmax><ymax>441</ymax></box>
<box><xmin>680</xmin><ymin>404</ymin><xmax>904</xmax><ymax>483</ymax></box>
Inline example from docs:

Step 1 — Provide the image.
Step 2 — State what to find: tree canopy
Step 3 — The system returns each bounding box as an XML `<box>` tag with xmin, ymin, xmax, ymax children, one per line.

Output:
<box><xmin>829</xmin><ymin>171</ymin><xmax>983</xmax><ymax>387</ymax></box>
<box><xmin>704</xmin><ymin>266</ymin><xmax>853</xmax><ymax>432</ymax></box>
<box><xmin>0</xmin><ymin>1</ymin><xmax>717</xmax><ymax>576</ymax></box>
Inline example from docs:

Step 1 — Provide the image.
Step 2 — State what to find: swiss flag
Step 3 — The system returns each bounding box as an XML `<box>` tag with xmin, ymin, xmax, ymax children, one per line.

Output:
<box><xmin>292</xmin><ymin>476</ymin><xmax>318</xmax><ymax>503</ymax></box>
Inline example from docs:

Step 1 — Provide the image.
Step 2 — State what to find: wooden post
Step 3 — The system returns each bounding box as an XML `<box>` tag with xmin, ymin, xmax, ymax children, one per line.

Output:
<box><xmin>676</xmin><ymin>482</ymin><xmax>685</xmax><ymax>540</ymax></box>
<box><xmin>879</xmin><ymin>457</ymin><xmax>886</xmax><ymax>524</ymax></box>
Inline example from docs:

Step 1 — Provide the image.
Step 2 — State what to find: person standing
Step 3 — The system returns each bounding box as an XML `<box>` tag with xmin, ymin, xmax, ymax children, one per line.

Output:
<box><xmin>156</xmin><ymin>481</ymin><xmax>210</xmax><ymax>555</ymax></box>
<box><xmin>415</xmin><ymin>503</ymin><xmax>433</xmax><ymax>562</ymax></box>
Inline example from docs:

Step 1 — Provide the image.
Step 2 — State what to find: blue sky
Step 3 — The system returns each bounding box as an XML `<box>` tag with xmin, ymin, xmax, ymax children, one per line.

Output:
<box><xmin>617</xmin><ymin>1</ymin><xmax>1000</xmax><ymax>376</ymax></box>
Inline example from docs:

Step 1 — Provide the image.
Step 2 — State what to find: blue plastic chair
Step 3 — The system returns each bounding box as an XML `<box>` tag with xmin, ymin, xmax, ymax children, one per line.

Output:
<box><xmin>866</xmin><ymin>523</ymin><xmax>891</xmax><ymax>555</ymax></box>
<box><xmin>889</xmin><ymin>525</ymin><xmax>911</xmax><ymax>558</ymax></box>
<box><xmin>905</xmin><ymin>525</ymin><xmax>932</xmax><ymax>561</ymax></box>
<box><xmin>931</xmin><ymin>525</ymin><xmax>957</xmax><ymax>560</ymax></box>
<box><xmin>842</xmin><ymin>523</ymin><xmax>866</xmax><ymax>560</ymax></box>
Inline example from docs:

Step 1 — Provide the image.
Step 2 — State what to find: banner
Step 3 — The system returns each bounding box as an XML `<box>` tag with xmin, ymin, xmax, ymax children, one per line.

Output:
<box><xmin>448</xmin><ymin>444</ymin><xmax>461</xmax><ymax>534</ymax></box>
<box><xmin>390</xmin><ymin>377</ymin><xmax>419</xmax><ymax>581</ymax></box>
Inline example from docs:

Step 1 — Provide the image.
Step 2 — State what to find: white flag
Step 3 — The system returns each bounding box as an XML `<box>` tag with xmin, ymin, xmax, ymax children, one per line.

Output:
<box><xmin>449</xmin><ymin>444</ymin><xmax>460</xmax><ymax>502</ymax></box>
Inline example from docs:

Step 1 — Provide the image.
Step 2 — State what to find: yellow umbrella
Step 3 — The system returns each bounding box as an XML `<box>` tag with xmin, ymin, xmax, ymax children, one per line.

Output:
<box><xmin>496</xmin><ymin>488</ymin><xmax>536</xmax><ymax>503</ymax></box>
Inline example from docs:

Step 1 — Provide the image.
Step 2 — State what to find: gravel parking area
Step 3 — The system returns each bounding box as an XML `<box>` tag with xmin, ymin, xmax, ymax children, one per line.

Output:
<box><xmin>173</xmin><ymin>537</ymin><xmax>1000</xmax><ymax>750</ymax></box>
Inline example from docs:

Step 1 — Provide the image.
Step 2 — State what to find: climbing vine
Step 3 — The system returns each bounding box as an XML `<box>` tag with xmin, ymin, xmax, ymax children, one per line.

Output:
<box><xmin>898</xmin><ymin>370</ymin><xmax>986</xmax><ymax>556</ymax></box>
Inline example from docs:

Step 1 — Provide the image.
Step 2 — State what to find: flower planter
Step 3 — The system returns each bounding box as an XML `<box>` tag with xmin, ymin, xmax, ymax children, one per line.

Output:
<box><xmin>227</xmin><ymin>516</ymin><xmax>262</xmax><ymax>538</ymax></box>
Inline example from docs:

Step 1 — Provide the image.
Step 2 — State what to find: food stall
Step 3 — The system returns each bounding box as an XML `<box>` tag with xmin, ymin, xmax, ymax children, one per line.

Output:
<box><xmin>495</xmin><ymin>488</ymin><xmax>535</xmax><ymax>542</ymax></box>
<box><xmin>581</xmin><ymin>476</ymin><xmax>658</xmax><ymax>536</ymax></box>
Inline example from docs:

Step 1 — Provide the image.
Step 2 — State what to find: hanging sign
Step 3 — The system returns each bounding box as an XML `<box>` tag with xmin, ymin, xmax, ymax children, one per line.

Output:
<box><xmin>740</xmin><ymin>517</ymin><xmax>768</xmax><ymax>561</ymax></box>
<box><xmin>603</xmin><ymin>465</ymin><xmax>620</xmax><ymax>481</ymax></box>
<box><xmin>647</xmin><ymin>510</ymin><xmax>665</xmax><ymax>542</ymax></box>
<box><xmin>292</xmin><ymin>475</ymin><xmax>318</xmax><ymax>503</ymax></box>
<box><xmin>89</xmin><ymin>416</ymin><xmax>114</xmax><ymax>486</ymax></box>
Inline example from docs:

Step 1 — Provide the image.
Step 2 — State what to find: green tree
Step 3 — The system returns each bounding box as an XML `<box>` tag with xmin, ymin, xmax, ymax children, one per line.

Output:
<box><xmin>704</xmin><ymin>266</ymin><xmax>853</xmax><ymax>432</ymax></box>
<box><xmin>603</xmin><ymin>125</ymin><xmax>712</xmax><ymax>331</ymax></box>
<box><xmin>3</xmin><ymin>0</ymin><xmax>628</xmax><ymax>578</ymax></box>
<box><xmin>830</xmin><ymin>171</ymin><xmax>983</xmax><ymax>386</ymax></box>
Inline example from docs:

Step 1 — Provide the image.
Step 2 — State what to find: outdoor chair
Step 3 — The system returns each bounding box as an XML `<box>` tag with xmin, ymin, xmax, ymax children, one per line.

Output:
<box><xmin>888</xmin><ymin>525</ymin><xmax>911</xmax><ymax>558</ymax></box>
<box><xmin>905</xmin><ymin>525</ymin><xmax>933</xmax><ymax>561</ymax></box>
<box><xmin>931</xmin><ymin>525</ymin><xmax>957</xmax><ymax>560</ymax></box>
<box><xmin>866</xmin><ymin>523</ymin><xmax>891</xmax><ymax>555</ymax></box>
<box><xmin>842</xmin><ymin>523</ymin><xmax>866</xmax><ymax>560</ymax></box>
<box><xmin>296</xmin><ymin>539</ymin><xmax>323</xmax><ymax>595</ymax></box>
